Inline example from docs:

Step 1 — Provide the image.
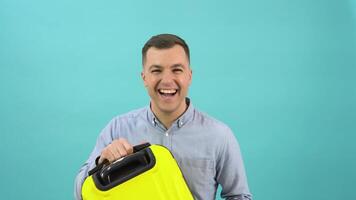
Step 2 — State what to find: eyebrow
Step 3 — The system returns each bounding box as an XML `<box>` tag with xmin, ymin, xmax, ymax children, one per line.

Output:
<box><xmin>171</xmin><ymin>64</ymin><xmax>184</xmax><ymax>68</ymax></box>
<box><xmin>148</xmin><ymin>65</ymin><xmax>163</xmax><ymax>71</ymax></box>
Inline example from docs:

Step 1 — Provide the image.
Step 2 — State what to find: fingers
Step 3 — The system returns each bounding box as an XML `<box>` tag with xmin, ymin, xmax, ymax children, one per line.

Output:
<box><xmin>121</xmin><ymin>139</ymin><xmax>134</xmax><ymax>155</ymax></box>
<box><xmin>98</xmin><ymin>148</ymin><xmax>114</xmax><ymax>164</ymax></box>
<box><xmin>99</xmin><ymin>138</ymin><xmax>134</xmax><ymax>164</ymax></box>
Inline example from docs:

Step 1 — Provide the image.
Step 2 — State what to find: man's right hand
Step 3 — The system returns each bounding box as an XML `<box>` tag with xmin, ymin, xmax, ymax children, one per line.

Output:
<box><xmin>98</xmin><ymin>138</ymin><xmax>133</xmax><ymax>164</ymax></box>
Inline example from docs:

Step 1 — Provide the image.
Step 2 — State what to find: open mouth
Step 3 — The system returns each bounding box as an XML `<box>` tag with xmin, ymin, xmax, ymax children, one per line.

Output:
<box><xmin>158</xmin><ymin>89</ymin><xmax>178</xmax><ymax>97</ymax></box>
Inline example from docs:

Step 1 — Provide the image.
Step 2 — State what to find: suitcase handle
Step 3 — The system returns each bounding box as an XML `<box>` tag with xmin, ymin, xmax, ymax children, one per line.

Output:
<box><xmin>133</xmin><ymin>142</ymin><xmax>151</xmax><ymax>152</ymax></box>
<box><xmin>88</xmin><ymin>142</ymin><xmax>151</xmax><ymax>176</ymax></box>
<box><xmin>91</xmin><ymin>143</ymin><xmax>156</xmax><ymax>191</ymax></box>
<box><xmin>100</xmin><ymin>149</ymin><xmax>151</xmax><ymax>182</ymax></box>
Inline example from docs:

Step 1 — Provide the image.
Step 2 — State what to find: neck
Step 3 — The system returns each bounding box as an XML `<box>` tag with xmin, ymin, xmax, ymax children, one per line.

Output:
<box><xmin>151</xmin><ymin>100</ymin><xmax>188</xmax><ymax>129</ymax></box>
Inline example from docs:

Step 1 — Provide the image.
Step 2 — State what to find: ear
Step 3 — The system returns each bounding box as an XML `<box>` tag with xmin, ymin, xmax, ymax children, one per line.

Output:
<box><xmin>188</xmin><ymin>67</ymin><xmax>193</xmax><ymax>85</ymax></box>
<box><xmin>141</xmin><ymin>71</ymin><xmax>148</xmax><ymax>87</ymax></box>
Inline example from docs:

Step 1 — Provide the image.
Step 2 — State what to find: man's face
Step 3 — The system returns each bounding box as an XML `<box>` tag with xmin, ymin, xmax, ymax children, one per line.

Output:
<box><xmin>141</xmin><ymin>45</ymin><xmax>192</xmax><ymax>115</ymax></box>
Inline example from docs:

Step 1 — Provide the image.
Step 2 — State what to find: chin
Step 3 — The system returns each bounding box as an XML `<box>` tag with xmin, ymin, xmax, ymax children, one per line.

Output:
<box><xmin>151</xmin><ymin>96</ymin><xmax>185</xmax><ymax>114</ymax></box>
<box><xmin>158</xmin><ymin>105</ymin><xmax>179</xmax><ymax>114</ymax></box>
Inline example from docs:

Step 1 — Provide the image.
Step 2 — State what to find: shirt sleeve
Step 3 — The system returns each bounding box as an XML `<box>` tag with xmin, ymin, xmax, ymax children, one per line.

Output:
<box><xmin>73</xmin><ymin>119</ymin><xmax>117</xmax><ymax>200</ymax></box>
<box><xmin>216</xmin><ymin>127</ymin><xmax>252</xmax><ymax>200</ymax></box>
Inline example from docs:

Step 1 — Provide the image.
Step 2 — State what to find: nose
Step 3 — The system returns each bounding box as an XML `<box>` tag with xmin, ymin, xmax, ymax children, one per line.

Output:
<box><xmin>159</xmin><ymin>71</ymin><xmax>175</xmax><ymax>86</ymax></box>
<box><xmin>161</xmin><ymin>70</ymin><xmax>174</xmax><ymax>82</ymax></box>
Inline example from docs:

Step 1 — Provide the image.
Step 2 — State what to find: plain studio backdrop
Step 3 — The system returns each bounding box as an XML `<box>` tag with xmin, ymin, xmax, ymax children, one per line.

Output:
<box><xmin>1</xmin><ymin>0</ymin><xmax>355</xmax><ymax>199</ymax></box>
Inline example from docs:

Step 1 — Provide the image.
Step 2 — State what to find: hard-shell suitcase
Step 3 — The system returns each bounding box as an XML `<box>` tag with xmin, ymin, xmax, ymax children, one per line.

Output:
<box><xmin>81</xmin><ymin>143</ymin><xmax>193</xmax><ymax>200</ymax></box>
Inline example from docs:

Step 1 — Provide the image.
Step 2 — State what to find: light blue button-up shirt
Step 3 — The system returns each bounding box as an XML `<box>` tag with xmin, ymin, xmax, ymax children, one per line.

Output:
<box><xmin>74</xmin><ymin>99</ymin><xmax>252</xmax><ymax>200</ymax></box>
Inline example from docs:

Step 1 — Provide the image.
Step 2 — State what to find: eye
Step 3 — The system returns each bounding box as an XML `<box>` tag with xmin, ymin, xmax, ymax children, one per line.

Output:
<box><xmin>151</xmin><ymin>69</ymin><xmax>161</xmax><ymax>73</ymax></box>
<box><xmin>173</xmin><ymin>68</ymin><xmax>183</xmax><ymax>73</ymax></box>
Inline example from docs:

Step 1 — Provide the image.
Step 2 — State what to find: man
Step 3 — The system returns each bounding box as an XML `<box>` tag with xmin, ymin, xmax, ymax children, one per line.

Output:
<box><xmin>74</xmin><ymin>34</ymin><xmax>252</xmax><ymax>200</ymax></box>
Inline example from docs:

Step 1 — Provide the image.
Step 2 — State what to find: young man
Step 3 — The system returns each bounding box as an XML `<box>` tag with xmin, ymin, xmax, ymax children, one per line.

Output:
<box><xmin>74</xmin><ymin>34</ymin><xmax>252</xmax><ymax>200</ymax></box>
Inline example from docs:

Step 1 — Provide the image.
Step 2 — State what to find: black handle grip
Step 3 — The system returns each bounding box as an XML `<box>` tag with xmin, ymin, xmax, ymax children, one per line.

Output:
<box><xmin>88</xmin><ymin>143</ymin><xmax>151</xmax><ymax>176</ymax></box>
<box><xmin>133</xmin><ymin>142</ymin><xmax>151</xmax><ymax>152</ymax></box>
<box><xmin>91</xmin><ymin>144</ymin><xmax>156</xmax><ymax>191</ymax></box>
<box><xmin>99</xmin><ymin>150</ymin><xmax>150</xmax><ymax>183</ymax></box>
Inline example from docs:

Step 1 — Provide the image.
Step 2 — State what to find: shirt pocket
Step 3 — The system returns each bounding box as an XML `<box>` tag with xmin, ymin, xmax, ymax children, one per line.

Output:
<box><xmin>177</xmin><ymin>158</ymin><xmax>215</xmax><ymax>193</ymax></box>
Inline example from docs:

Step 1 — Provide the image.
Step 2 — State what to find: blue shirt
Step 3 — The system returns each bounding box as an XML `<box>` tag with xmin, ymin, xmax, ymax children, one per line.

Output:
<box><xmin>74</xmin><ymin>99</ymin><xmax>252</xmax><ymax>200</ymax></box>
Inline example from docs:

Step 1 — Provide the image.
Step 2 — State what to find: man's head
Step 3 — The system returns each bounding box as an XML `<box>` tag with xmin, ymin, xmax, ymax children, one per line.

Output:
<box><xmin>141</xmin><ymin>34</ymin><xmax>192</xmax><ymax>118</ymax></box>
<box><xmin>142</xmin><ymin>34</ymin><xmax>190</xmax><ymax>65</ymax></box>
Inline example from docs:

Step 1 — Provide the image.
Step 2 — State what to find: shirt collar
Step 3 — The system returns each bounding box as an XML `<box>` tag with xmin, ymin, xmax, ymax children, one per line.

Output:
<box><xmin>147</xmin><ymin>97</ymin><xmax>194</xmax><ymax>130</ymax></box>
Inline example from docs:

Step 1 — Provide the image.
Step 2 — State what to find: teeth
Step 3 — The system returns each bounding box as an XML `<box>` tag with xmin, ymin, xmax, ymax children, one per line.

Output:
<box><xmin>159</xmin><ymin>89</ymin><xmax>177</xmax><ymax>94</ymax></box>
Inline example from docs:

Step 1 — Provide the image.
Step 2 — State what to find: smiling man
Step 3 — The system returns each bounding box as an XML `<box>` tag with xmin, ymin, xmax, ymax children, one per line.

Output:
<box><xmin>142</xmin><ymin>43</ymin><xmax>192</xmax><ymax>129</ymax></box>
<box><xmin>74</xmin><ymin>34</ymin><xmax>252</xmax><ymax>200</ymax></box>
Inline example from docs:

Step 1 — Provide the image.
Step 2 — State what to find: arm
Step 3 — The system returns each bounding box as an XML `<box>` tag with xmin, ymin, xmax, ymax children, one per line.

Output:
<box><xmin>73</xmin><ymin>118</ymin><xmax>133</xmax><ymax>200</ymax></box>
<box><xmin>216</xmin><ymin>128</ymin><xmax>252</xmax><ymax>200</ymax></box>
<box><xmin>74</xmin><ymin>131</ymin><xmax>110</xmax><ymax>200</ymax></box>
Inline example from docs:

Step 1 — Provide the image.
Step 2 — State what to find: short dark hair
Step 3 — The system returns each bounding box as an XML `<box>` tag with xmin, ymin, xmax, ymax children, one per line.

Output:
<box><xmin>142</xmin><ymin>34</ymin><xmax>190</xmax><ymax>65</ymax></box>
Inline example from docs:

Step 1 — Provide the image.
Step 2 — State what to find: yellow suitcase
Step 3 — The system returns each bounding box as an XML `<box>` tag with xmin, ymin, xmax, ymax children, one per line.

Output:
<box><xmin>82</xmin><ymin>143</ymin><xmax>193</xmax><ymax>200</ymax></box>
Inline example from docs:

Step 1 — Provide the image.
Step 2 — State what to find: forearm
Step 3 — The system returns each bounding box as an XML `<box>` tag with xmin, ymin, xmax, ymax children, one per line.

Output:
<box><xmin>74</xmin><ymin>168</ymin><xmax>86</xmax><ymax>200</ymax></box>
<box><xmin>74</xmin><ymin>159</ymin><xmax>98</xmax><ymax>200</ymax></box>
<box><xmin>74</xmin><ymin>120</ymin><xmax>116</xmax><ymax>200</ymax></box>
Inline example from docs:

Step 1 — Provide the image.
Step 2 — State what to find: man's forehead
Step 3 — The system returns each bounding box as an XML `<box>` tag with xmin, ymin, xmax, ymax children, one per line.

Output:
<box><xmin>146</xmin><ymin>45</ymin><xmax>186</xmax><ymax>56</ymax></box>
<box><xmin>144</xmin><ymin>45</ymin><xmax>189</xmax><ymax>66</ymax></box>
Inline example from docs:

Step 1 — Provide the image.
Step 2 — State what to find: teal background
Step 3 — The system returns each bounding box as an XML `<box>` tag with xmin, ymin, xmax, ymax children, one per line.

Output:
<box><xmin>1</xmin><ymin>0</ymin><xmax>356</xmax><ymax>199</ymax></box>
